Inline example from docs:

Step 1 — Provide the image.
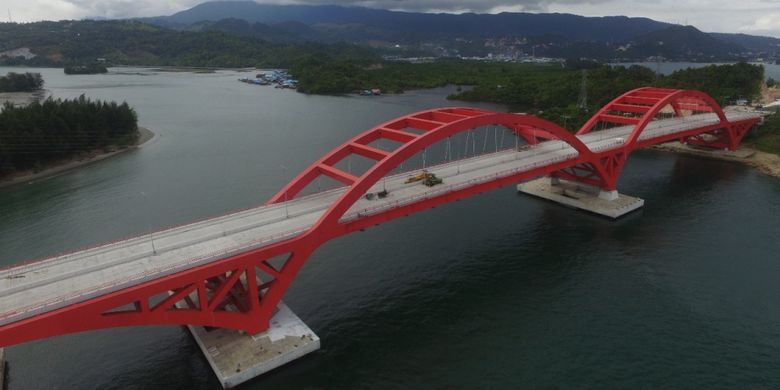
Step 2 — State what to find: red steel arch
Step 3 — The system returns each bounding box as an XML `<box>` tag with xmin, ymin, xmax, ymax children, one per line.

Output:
<box><xmin>555</xmin><ymin>87</ymin><xmax>753</xmax><ymax>191</ymax></box>
<box><xmin>0</xmin><ymin>108</ymin><xmax>596</xmax><ymax>346</ymax></box>
<box><xmin>256</xmin><ymin>108</ymin><xmax>598</xmax><ymax>327</ymax></box>
<box><xmin>268</xmin><ymin>107</ymin><xmax>594</xmax><ymax>227</ymax></box>
<box><xmin>577</xmin><ymin>87</ymin><xmax>735</xmax><ymax>150</ymax></box>
<box><xmin>0</xmin><ymin>91</ymin><xmax>762</xmax><ymax>346</ymax></box>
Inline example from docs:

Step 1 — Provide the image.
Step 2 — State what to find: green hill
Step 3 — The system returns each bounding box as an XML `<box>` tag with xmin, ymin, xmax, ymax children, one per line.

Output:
<box><xmin>0</xmin><ymin>20</ymin><xmax>376</xmax><ymax>68</ymax></box>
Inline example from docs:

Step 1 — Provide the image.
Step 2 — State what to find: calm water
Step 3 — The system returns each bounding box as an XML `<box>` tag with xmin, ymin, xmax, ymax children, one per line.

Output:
<box><xmin>1</xmin><ymin>67</ymin><xmax>780</xmax><ymax>389</ymax></box>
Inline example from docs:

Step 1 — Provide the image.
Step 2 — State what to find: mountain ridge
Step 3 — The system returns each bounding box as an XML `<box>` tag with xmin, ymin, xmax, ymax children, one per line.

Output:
<box><xmin>138</xmin><ymin>1</ymin><xmax>779</xmax><ymax>60</ymax></box>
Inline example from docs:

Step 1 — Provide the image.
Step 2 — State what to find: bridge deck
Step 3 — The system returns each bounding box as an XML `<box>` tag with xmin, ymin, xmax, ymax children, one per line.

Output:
<box><xmin>0</xmin><ymin>111</ymin><xmax>760</xmax><ymax>326</ymax></box>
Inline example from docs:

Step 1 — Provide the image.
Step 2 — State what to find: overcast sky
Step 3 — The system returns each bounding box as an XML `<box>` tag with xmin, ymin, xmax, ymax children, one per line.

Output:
<box><xmin>4</xmin><ymin>0</ymin><xmax>780</xmax><ymax>37</ymax></box>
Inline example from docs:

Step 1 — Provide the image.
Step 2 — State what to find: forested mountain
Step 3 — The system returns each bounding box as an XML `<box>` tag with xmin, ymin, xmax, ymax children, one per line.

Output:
<box><xmin>140</xmin><ymin>1</ymin><xmax>780</xmax><ymax>60</ymax></box>
<box><xmin>0</xmin><ymin>20</ymin><xmax>375</xmax><ymax>67</ymax></box>
<box><xmin>623</xmin><ymin>26</ymin><xmax>745</xmax><ymax>60</ymax></box>
<box><xmin>710</xmin><ymin>33</ymin><xmax>780</xmax><ymax>54</ymax></box>
<box><xmin>146</xmin><ymin>1</ymin><xmax>674</xmax><ymax>43</ymax></box>
<box><xmin>2</xmin><ymin>2</ymin><xmax>778</xmax><ymax>67</ymax></box>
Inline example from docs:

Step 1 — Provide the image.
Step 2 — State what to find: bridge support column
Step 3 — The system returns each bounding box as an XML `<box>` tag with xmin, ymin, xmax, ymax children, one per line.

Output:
<box><xmin>186</xmin><ymin>302</ymin><xmax>319</xmax><ymax>389</ymax></box>
<box><xmin>518</xmin><ymin>177</ymin><xmax>643</xmax><ymax>219</ymax></box>
<box><xmin>598</xmin><ymin>189</ymin><xmax>619</xmax><ymax>201</ymax></box>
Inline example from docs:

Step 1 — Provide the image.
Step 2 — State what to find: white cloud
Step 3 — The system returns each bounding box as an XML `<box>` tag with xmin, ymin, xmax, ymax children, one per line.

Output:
<box><xmin>544</xmin><ymin>0</ymin><xmax>780</xmax><ymax>36</ymax></box>
<box><xmin>4</xmin><ymin>0</ymin><xmax>204</xmax><ymax>21</ymax></box>
<box><xmin>739</xmin><ymin>13</ymin><xmax>780</xmax><ymax>35</ymax></box>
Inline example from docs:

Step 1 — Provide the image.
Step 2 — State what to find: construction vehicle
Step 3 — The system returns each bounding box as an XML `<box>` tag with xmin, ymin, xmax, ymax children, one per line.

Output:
<box><xmin>423</xmin><ymin>173</ymin><xmax>443</xmax><ymax>187</ymax></box>
<box><xmin>405</xmin><ymin>170</ymin><xmax>429</xmax><ymax>183</ymax></box>
<box><xmin>405</xmin><ymin>170</ymin><xmax>443</xmax><ymax>187</ymax></box>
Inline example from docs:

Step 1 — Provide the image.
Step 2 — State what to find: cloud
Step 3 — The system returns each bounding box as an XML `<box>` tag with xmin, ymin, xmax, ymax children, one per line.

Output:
<box><xmin>0</xmin><ymin>0</ymin><xmax>629</xmax><ymax>20</ymax></box>
<box><xmin>276</xmin><ymin>0</ymin><xmax>588</xmax><ymax>13</ymax></box>
<box><xmin>739</xmin><ymin>13</ymin><xmax>780</xmax><ymax>35</ymax></box>
<box><xmin>3</xmin><ymin>0</ymin><xmax>780</xmax><ymax>37</ymax></box>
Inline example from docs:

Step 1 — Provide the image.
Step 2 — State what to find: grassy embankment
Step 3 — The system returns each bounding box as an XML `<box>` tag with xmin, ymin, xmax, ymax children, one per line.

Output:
<box><xmin>748</xmin><ymin>110</ymin><xmax>780</xmax><ymax>155</ymax></box>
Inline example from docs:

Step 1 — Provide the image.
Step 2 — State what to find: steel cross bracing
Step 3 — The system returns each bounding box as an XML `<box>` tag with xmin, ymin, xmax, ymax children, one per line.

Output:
<box><xmin>0</xmin><ymin>87</ymin><xmax>762</xmax><ymax>346</ymax></box>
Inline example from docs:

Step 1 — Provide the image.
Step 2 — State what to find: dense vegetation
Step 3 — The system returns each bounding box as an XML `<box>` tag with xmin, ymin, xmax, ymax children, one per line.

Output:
<box><xmin>0</xmin><ymin>72</ymin><xmax>44</xmax><ymax>92</ymax></box>
<box><xmin>64</xmin><ymin>63</ymin><xmax>108</xmax><ymax>75</ymax></box>
<box><xmin>0</xmin><ymin>96</ymin><xmax>138</xmax><ymax>176</ymax></box>
<box><xmin>0</xmin><ymin>20</ymin><xmax>376</xmax><ymax>68</ymax></box>
<box><xmin>660</xmin><ymin>62</ymin><xmax>763</xmax><ymax>103</ymax></box>
<box><xmin>749</xmin><ymin>110</ymin><xmax>780</xmax><ymax>155</ymax></box>
<box><xmin>291</xmin><ymin>57</ymin><xmax>513</xmax><ymax>94</ymax></box>
<box><xmin>291</xmin><ymin>59</ymin><xmax>765</xmax><ymax>131</ymax></box>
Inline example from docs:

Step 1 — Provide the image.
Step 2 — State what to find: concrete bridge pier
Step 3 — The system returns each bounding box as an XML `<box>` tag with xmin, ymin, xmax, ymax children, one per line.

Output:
<box><xmin>185</xmin><ymin>302</ymin><xmax>319</xmax><ymax>389</ymax></box>
<box><xmin>518</xmin><ymin>177</ymin><xmax>643</xmax><ymax>219</ymax></box>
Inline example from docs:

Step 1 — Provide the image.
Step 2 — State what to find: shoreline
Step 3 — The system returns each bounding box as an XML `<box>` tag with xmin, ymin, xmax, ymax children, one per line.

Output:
<box><xmin>0</xmin><ymin>89</ymin><xmax>51</xmax><ymax>107</ymax></box>
<box><xmin>0</xmin><ymin>126</ymin><xmax>157</xmax><ymax>189</ymax></box>
<box><xmin>650</xmin><ymin>142</ymin><xmax>780</xmax><ymax>179</ymax></box>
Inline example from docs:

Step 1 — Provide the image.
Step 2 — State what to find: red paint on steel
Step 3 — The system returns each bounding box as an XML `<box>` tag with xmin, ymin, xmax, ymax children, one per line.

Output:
<box><xmin>0</xmin><ymin>89</ymin><xmax>762</xmax><ymax>346</ymax></box>
<box><xmin>561</xmin><ymin>87</ymin><xmax>759</xmax><ymax>190</ymax></box>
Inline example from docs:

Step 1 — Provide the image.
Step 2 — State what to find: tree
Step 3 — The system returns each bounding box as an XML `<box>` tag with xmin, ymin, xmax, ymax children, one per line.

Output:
<box><xmin>0</xmin><ymin>96</ymin><xmax>138</xmax><ymax>176</ymax></box>
<box><xmin>0</xmin><ymin>72</ymin><xmax>44</xmax><ymax>92</ymax></box>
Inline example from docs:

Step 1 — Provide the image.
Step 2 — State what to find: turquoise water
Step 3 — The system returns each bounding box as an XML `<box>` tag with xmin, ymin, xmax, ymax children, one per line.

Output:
<box><xmin>1</xmin><ymin>67</ymin><xmax>780</xmax><ymax>389</ymax></box>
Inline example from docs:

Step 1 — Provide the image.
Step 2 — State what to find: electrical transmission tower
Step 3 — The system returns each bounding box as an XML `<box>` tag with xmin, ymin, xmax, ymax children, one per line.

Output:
<box><xmin>577</xmin><ymin>69</ymin><xmax>588</xmax><ymax>111</ymax></box>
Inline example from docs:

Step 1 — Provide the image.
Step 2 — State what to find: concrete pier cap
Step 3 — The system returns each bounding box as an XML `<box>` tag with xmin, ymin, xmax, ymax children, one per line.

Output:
<box><xmin>519</xmin><ymin>177</ymin><xmax>643</xmax><ymax>219</ymax></box>
<box><xmin>186</xmin><ymin>302</ymin><xmax>320</xmax><ymax>389</ymax></box>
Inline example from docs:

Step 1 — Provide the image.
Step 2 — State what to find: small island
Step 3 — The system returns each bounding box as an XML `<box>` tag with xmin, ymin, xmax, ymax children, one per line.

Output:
<box><xmin>64</xmin><ymin>63</ymin><xmax>108</xmax><ymax>75</ymax></box>
<box><xmin>0</xmin><ymin>94</ymin><xmax>153</xmax><ymax>186</ymax></box>
<box><xmin>0</xmin><ymin>72</ymin><xmax>44</xmax><ymax>92</ymax></box>
<box><xmin>0</xmin><ymin>72</ymin><xmax>47</xmax><ymax>107</ymax></box>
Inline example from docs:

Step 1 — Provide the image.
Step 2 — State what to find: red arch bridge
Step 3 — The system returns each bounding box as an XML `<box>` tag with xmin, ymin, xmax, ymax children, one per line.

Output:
<box><xmin>0</xmin><ymin>87</ymin><xmax>763</xmax><ymax>346</ymax></box>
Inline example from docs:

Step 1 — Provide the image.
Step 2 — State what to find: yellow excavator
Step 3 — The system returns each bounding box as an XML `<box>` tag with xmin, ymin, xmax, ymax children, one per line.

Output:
<box><xmin>405</xmin><ymin>170</ymin><xmax>429</xmax><ymax>183</ymax></box>
<box><xmin>405</xmin><ymin>170</ymin><xmax>443</xmax><ymax>187</ymax></box>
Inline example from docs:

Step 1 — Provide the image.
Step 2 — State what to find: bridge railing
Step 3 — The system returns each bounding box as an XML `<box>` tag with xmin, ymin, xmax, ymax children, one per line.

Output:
<box><xmin>0</xmin><ymin>184</ymin><xmax>350</xmax><ymax>278</ymax></box>
<box><xmin>341</xmin><ymin>148</ymin><xmax>582</xmax><ymax>223</ymax></box>
<box><xmin>0</xmin><ymin>225</ymin><xmax>310</xmax><ymax>326</ymax></box>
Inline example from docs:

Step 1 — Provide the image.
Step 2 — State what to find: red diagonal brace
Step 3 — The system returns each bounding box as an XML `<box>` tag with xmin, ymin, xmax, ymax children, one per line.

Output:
<box><xmin>151</xmin><ymin>284</ymin><xmax>198</xmax><ymax>313</ymax></box>
<box><xmin>207</xmin><ymin>269</ymin><xmax>243</xmax><ymax>311</ymax></box>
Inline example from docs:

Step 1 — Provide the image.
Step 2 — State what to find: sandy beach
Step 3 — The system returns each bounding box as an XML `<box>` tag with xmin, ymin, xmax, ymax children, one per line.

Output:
<box><xmin>0</xmin><ymin>126</ymin><xmax>156</xmax><ymax>189</ymax></box>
